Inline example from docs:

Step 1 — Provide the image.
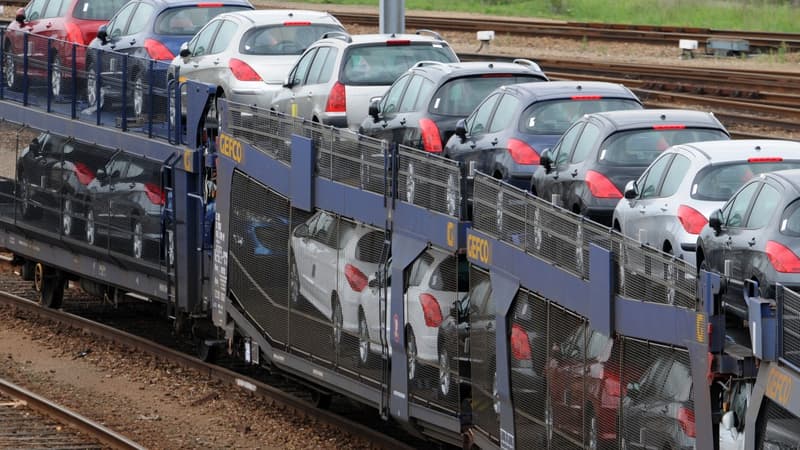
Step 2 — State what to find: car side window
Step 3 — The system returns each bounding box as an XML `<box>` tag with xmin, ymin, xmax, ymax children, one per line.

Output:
<box><xmin>107</xmin><ymin>1</ymin><xmax>137</xmax><ymax>38</ymax></box>
<box><xmin>26</xmin><ymin>0</ymin><xmax>48</xmax><ymax>20</ymax></box>
<box><xmin>42</xmin><ymin>0</ymin><xmax>66</xmax><ymax>18</ymax></box>
<box><xmin>724</xmin><ymin>182</ymin><xmax>760</xmax><ymax>228</ymax></box>
<box><xmin>126</xmin><ymin>3</ymin><xmax>154</xmax><ymax>36</ymax></box>
<box><xmin>552</xmin><ymin>122</ymin><xmax>584</xmax><ymax>167</ymax></box>
<box><xmin>468</xmin><ymin>93</ymin><xmax>500</xmax><ymax>136</ymax></box>
<box><xmin>316</xmin><ymin>47</ymin><xmax>338</xmax><ymax>85</ymax></box>
<box><xmin>290</xmin><ymin>49</ymin><xmax>317</xmax><ymax>87</ymax></box>
<box><xmin>570</xmin><ymin>122</ymin><xmax>601</xmax><ymax>163</ymax></box>
<box><xmin>639</xmin><ymin>154</ymin><xmax>673</xmax><ymax>199</ymax></box>
<box><xmin>408</xmin><ymin>251</ymin><xmax>434</xmax><ymax>287</ymax></box>
<box><xmin>106</xmin><ymin>155</ymin><xmax>130</xmax><ymax>179</ymax></box>
<box><xmin>210</xmin><ymin>20</ymin><xmax>237</xmax><ymax>55</ymax></box>
<box><xmin>746</xmin><ymin>184</ymin><xmax>780</xmax><ymax>229</ymax></box>
<box><xmin>659</xmin><ymin>154</ymin><xmax>691</xmax><ymax>198</ymax></box>
<box><xmin>399</xmin><ymin>75</ymin><xmax>425</xmax><ymax>113</ymax></box>
<box><xmin>190</xmin><ymin>21</ymin><xmax>220</xmax><ymax>57</ymax></box>
<box><xmin>311</xmin><ymin>211</ymin><xmax>336</xmax><ymax>245</ymax></box>
<box><xmin>380</xmin><ymin>74</ymin><xmax>410</xmax><ymax>116</ymax></box>
<box><xmin>488</xmin><ymin>94</ymin><xmax>519</xmax><ymax>133</ymax></box>
<box><xmin>305</xmin><ymin>47</ymin><xmax>332</xmax><ymax>85</ymax></box>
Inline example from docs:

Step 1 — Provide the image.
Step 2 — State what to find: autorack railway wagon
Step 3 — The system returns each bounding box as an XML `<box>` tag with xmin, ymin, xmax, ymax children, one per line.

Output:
<box><xmin>0</xmin><ymin>30</ymin><xmax>798</xmax><ymax>450</ymax></box>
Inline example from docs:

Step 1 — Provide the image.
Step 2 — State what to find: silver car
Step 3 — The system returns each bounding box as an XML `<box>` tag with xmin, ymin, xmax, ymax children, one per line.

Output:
<box><xmin>170</xmin><ymin>9</ymin><xmax>345</xmax><ymax>110</ymax></box>
<box><xmin>613</xmin><ymin>139</ymin><xmax>800</xmax><ymax>265</ymax></box>
<box><xmin>270</xmin><ymin>31</ymin><xmax>459</xmax><ymax>130</ymax></box>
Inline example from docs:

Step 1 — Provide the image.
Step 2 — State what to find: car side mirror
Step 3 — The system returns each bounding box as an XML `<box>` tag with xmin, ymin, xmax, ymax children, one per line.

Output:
<box><xmin>721</xmin><ymin>410</ymin><xmax>738</xmax><ymax>432</ymax></box>
<box><xmin>709</xmin><ymin>209</ymin><xmax>723</xmax><ymax>235</ymax></box>
<box><xmin>293</xmin><ymin>223</ymin><xmax>309</xmax><ymax>238</ymax></box>
<box><xmin>624</xmin><ymin>180</ymin><xmax>639</xmax><ymax>199</ymax></box>
<box><xmin>368</xmin><ymin>98</ymin><xmax>381</xmax><ymax>121</ymax></box>
<box><xmin>179</xmin><ymin>42</ymin><xmax>190</xmax><ymax>58</ymax></box>
<box><xmin>283</xmin><ymin>76</ymin><xmax>293</xmax><ymax>89</ymax></box>
<box><xmin>95</xmin><ymin>168</ymin><xmax>107</xmax><ymax>181</ymax></box>
<box><xmin>455</xmin><ymin>118</ymin><xmax>467</xmax><ymax>140</ymax></box>
<box><xmin>97</xmin><ymin>25</ymin><xmax>108</xmax><ymax>44</ymax></box>
<box><xmin>540</xmin><ymin>149</ymin><xmax>553</xmax><ymax>173</ymax></box>
<box><xmin>15</xmin><ymin>8</ymin><xmax>25</xmax><ymax>25</ymax></box>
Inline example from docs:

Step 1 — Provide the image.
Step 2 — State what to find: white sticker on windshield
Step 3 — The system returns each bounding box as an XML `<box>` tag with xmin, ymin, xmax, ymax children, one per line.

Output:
<box><xmin>528</xmin><ymin>117</ymin><xmax>535</xmax><ymax>127</ymax></box>
<box><xmin>433</xmin><ymin>98</ymin><xmax>440</xmax><ymax>109</ymax></box>
<box><xmin>433</xmin><ymin>44</ymin><xmax>442</xmax><ymax>48</ymax></box>
<box><xmin>83</xmin><ymin>3</ymin><xmax>89</xmax><ymax>12</ymax></box>
<box><xmin>782</xmin><ymin>219</ymin><xmax>788</xmax><ymax>231</ymax></box>
<box><xmin>599</xmin><ymin>149</ymin><xmax>606</xmax><ymax>160</ymax></box>
<box><xmin>692</xmin><ymin>184</ymin><xmax>698</xmax><ymax>195</ymax></box>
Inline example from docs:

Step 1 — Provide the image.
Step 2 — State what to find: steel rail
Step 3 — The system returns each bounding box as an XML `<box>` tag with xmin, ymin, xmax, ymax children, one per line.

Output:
<box><xmin>0</xmin><ymin>290</ymin><xmax>415</xmax><ymax>450</ymax></box>
<box><xmin>0</xmin><ymin>377</ymin><xmax>144</xmax><ymax>450</ymax></box>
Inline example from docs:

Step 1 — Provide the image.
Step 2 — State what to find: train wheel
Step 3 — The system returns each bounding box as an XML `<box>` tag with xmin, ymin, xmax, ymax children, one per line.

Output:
<box><xmin>38</xmin><ymin>265</ymin><xmax>64</xmax><ymax>309</ymax></box>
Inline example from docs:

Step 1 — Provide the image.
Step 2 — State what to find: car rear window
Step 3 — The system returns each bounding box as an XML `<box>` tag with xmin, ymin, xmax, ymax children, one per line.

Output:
<box><xmin>781</xmin><ymin>199</ymin><xmax>800</xmax><ymax>237</ymax></box>
<box><xmin>341</xmin><ymin>43</ymin><xmax>457</xmax><ymax>85</ymax></box>
<box><xmin>599</xmin><ymin>128</ymin><xmax>728</xmax><ymax>167</ymax></box>
<box><xmin>692</xmin><ymin>161</ymin><xmax>800</xmax><ymax>201</ymax></box>
<box><xmin>155</xmin><ymin>6</ymin><xmax>251</xmax><ymax>36</ymax></box>
<box><xmin>429</xmin><ymin>75</ymin><xmax>545</xmax><ymax>116</ymax></box>
<box><xmin>519</xmin><ymin>98</ymin><xmax>642</xmax><ymax>135</ymax></box>
<box><xmin>240</xmin><ymin>24</ymin><xmax>344</xmax><ymax>55</ymax></box>
<box><xmin>73</xmin><ymin>0</ymin><xmax>128</xmax><ymax>20</ymax></box>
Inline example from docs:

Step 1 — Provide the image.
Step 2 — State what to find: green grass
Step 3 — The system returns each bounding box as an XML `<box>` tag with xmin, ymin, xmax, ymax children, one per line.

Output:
<box><xmin>295</xmin><ymin>0</ymin><xmax>800</xmax><ymax>32</ymax></box>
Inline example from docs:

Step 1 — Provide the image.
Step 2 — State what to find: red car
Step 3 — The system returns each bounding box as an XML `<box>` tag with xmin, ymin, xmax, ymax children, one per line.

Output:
<box><xmin>3</xmin><ymin>0</ymin><xmax>128</xmax><ymax>95</ymax></box>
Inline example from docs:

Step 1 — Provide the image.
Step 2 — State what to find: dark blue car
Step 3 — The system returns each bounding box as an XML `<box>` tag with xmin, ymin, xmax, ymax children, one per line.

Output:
<box><xmin>85</xmin><ymin>0</ymin><xmax>253</xmax><ymax>117</ymax></box>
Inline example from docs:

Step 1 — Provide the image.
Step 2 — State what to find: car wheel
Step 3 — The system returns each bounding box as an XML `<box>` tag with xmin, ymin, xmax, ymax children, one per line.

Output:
<box><xmin>62</xmin><ymin>198</ymin><xmax>73</xmax><ymax>236</ymax></box>
<box><xmin>493</xmin><ymin>374</ymin><xmax>501</xmax><ymax>415</ymax></box>
<box><xmin>132</xmin><ymin>74</ymin><xmax>144</xmax><ymax>119</ymax></box>
<box><xmin>132</xmin><ymin>220</ymin><xmax>143</xmax><ymax>259</ymax></box>
<box><xmin>358</xmin><ymin>309</ymin><xmax>370</xmax><ymax>365</ymax></box>
<box><xmin>289</xmin><ymin>253</ymin><xmax>300</xmax><ymax>306</ymax></box>
<box><xmin>20</xmin><ymin>260</ymin><xmax>35</xmax><ymax>281</ymax></box>
<box><xmin>406</xmin><ymin>327</ymin><xmax>417</xmax><ymax>381</ymax></box>
<box><xmin>4</xmin><ymin>45</ymin><xmax>19</xmax><ymax>90</ymax></box>
<box><xmin>331</xmin><ymin>296</ymin><xmax>343</xmax><ymax>354</ymax></box>
<box><xmin>33</xmin><ymin>262</ymin><xmax>44</xmax><ymax>293</ymax></box>
<box><xmin>586</xmin><ymin>409</ymin><xmax>598</xmax><ymax>450</ymax></box>
<box><xmin>545</xmin><ymin>395</ymin><xmax>554</xmax><ymax>444</ymax></box>
<box><xmin>50</xmin><ymin>54</ymin><xmax>62</xmax><ymax>98</ymax></box>
<box><xmin>438</xmin><ymin>346</ymin><xmax>450</xmax><ymax>398</ymax></box>
<box><xmin>86</xmin><ymin>61</ymin><xmax>104</xmax><ymax>109</ymax></box>
<box><xmin>18</xmin><ymin>178</ymin><xmax>32</xmax><ymax>218</ymax></box>
<box><xmin>85</xmin><ymin>207</ymin><xmax>95</xmax><ymax>245</ymax></box>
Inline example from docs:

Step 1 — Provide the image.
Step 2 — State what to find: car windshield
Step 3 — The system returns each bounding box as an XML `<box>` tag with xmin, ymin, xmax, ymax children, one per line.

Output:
<box><xmin>155</xmin><ymin>6</ymin><xmax>251</xmax><ymax>36</ymax></box>
<box><xmin>240</xmin><ymin>24</ymin><xmax>343</xmax><ymax>55</ymax></box>
<box><xmin>519</xmin><ymin>98</ymin><xmax>642</xmax><ymax>135</ymax></box>
<box><xmin>429</xmin><ymin>75</ymin><xmax>545</xmax><ymax>117</ymax></box>
<box><xmin>73</xmin><ymin>0</ymin><xmax>129</xmax><ymax>20</ymax></box>
<box><xmin>693</xmin><ymin>161</ymin><xmax>800</xmax><ymax>201</ymax></box>
<box><xmin>599</xmin><ymin>128</ymin><xmax>728</xmax><ymax>167</ymax></box>
<box><xmin>341</xmin><ymin>43</ymin><xmax>456</xmax><ymax>85</ymax></box>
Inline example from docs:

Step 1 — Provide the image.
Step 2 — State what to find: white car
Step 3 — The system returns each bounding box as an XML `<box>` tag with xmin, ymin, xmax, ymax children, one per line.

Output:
<box><xmin>358</xmin><ymin>258</ymin><xmax>392</xmax><ymax>365</ymax></box>
<box><xmin>170</xmin><ymin>9</ymin><xmax>345</xmax><ymax>111</ymax></box>
<box><xmin>613</xmin><ymin>139</ymin><xmax>800</xmax><ymax>265</ymax></box>
<box><xmin>405</xmin><ymin>248</ymin><xmax>468</xmax><ymax>380</ymax></box>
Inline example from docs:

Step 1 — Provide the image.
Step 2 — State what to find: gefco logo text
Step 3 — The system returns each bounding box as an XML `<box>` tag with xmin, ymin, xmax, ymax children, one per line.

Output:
<box><xmin>218</xmin><ymin>133</ymin><xmax>243</xmax><ymax>163</ymax></box>
<box><xmin>766</xmin><ymin>365</ymin><xmax>793</xmax><ymax>407</ymax></box>
<box><xmin>467</xmin><ymin>233</ymin><xmax>490</xmax><ymax>265</ymax></box>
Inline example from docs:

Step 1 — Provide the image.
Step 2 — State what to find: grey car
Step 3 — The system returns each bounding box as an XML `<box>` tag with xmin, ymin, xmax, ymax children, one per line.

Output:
<box><xmin>170</xmin><ymin>9</ymin><xmax>344</xmax><ymax>112</ymax></box>
<box><xmin>269</xmin><ymin>31</ymin><xmax>459</xmax><ymax>130</ymax></box>
<box><xmin>613</xmin><ymin>139</ymin><xmax>800</xmax><ymax>265</ymax></box>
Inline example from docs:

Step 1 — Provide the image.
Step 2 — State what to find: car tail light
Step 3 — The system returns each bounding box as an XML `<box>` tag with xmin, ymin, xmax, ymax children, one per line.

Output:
<box><xmin>419</xmin><ymin>293</ymin><xmax>443</xmax><ymax>327</ymax></box>
<box><xmin>653</xmin><ymin>124</ymin><xmax>685</xmax><ymax>130</ymax></box>
<box><xmin>64</xmin><ymin>22</ymin><xmax>86</xmax><ymax>45</ymax></box>
<box><xmin>73</xmin><ymin>162</ymin><xmax>94</xmax><ymax>186</ymax></box>
<box><xmin>604</xmin><ymin>374</ymin><xmax>621</xmax><ymax>397</ymax></box>
<box><xmin>766</xmin><ymin>240</ymin><xmax>800</xmax><ymax>273</ymax></box>
<box><xmin>284</xmin><ymin>21</ymin><xmax>311</xmax><ymax>26</ymax></box>
<box><xmin>419</xmin><ymin>118</ymin><xmax>442</xmax><ymax>153</ymax></box>
<box><xmin>386</xmin><ymin>39</ymin><xmax>411</xmax><ymax>46</ymax></box>
<box><xmin>145</xmin><ymin>183</ymin><xmax>165</xmax><ymax>206</ymax></box>
<box><xmin>677</xmin><ymin>204</ymin><xmax>708</xmax><ymax>234</ymax></box>
<box><xmin>678</xmin><ymin>407</ymin><xmax>696</xmax><ymax>438</ymax></box>
<box><xmin>749</xmin><ymin>157</ymin><xmax>783</xmax><ymax>163</ymax></box>
<box><xmin>511</xmin><ymin>324</ymin><xmax>532</xmax><ymax>360</ymax></box>
<box><xmin>144</xmin><ymin>39</ymin><xmax>174</xmax><ymax>61</ymax></box>
<box><xmin>571</xmin><ymin>95</ymin><xmax>601</xmax><ymax>100</ymax></box>
<box><xmin>325</xmin><ymin>81</ymin><xmax>346</xmax><ymax>113</ymax></box>
<box><xmin>344</xmin><ymin>263</ymin><xmax>368</xmax><ymax>292</ymax></box>
<box><xmin>507</xmin><ymin>138</ymin><xmax>540</xmax><ymax>164</ymax></box>
<box><xmin>585</xmin><ymin>170</ymin><xmax>622</xmax><ymax>199</ymax></box>
<box><xmin>229</xmin><ymin>58</ymin><xmax>262</xmax><ymax>82</ymax></box>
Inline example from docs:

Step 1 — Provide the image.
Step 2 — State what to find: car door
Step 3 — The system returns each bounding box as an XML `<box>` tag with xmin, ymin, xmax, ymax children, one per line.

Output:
<box><xmin>104</xmin><ymin>2</ymin><xmax>154</xmax><ymax>56</ymax></box>
<box><xmin>94</xmin><ymin>1</ymin><xmax>136</xmax><ymax>56</ymax></box>
<box><xmin>648</xmin><ymin>154</ymin><xmax>691</xmax><ymax>250</ymax></box>
<box><xmin>446</xmin><ymin>93</ymin><xmax>501</xmax><ymax>170</ymax></box>
<box><xmin>300</xmin><ymin>47</ymin><xmax>339</xmax><ymax>121</ymax></box>
<box><xmin>735</xmin><ymin>182</ymin><xmax>781</xmax><ymax>286</ymax></box>
<box><xmin>293</xmin><ymin>211</ymin><xmax>320</xmax><ymax>299</ymax></box>
<box><xmin>29</xmin><ymin>0</ymin><xmax>67</xmax><ymax>40</ymax></box>
<box><xmin>394</xmin><ymin>75</ymin><xmax>436</xmax><ymax>148</ymax></box>
<box><xmin>204</xmin><ymin>19</ymin><xmax>238</xmax><ymax>88</ymax></box>
<box><xmin>92</xmin><ymin>153</ymin><xmax>130</xmax><ymax>235</ymax></box>
<box><xmin>622</xmin><ymin>153</ymin><xmax>674</xmax><ymax>244</ymax></box>
<box><xmin>177</xmin><ymin>19</ymin><xmax>222</xmax><ymax>83</ymax></box>
<box><xmin>720</xmin><ymin>181</ymin><xmax>760</xmax><ymax>282</ymax></box>
<box><xmin>486</xmin><ymin>93</ymin><xmax>521</xmax><ymax>177</ymax></box>
<box><xmin>559</xmin><ymin>120</ymin><xmax>603</xmax><ymax>210</ymax></box>
<box><xmin>280</xmin><ymin>48</ymin><xmax>317</xmax><ymax>118</ymax></box>
<box><xmin>535</xmin><ymin>121</ymin><xmax>584</xmax><ymax>204</ymax></box>
<box><xmin>306</xmin><ymin>211</ymin><xmax>340</xmax><ymax>316</ymax></box>
<box><xmin>360</xmin><ymin>73</ymin><xmax>410</xmax><ymax>141</ymax></box>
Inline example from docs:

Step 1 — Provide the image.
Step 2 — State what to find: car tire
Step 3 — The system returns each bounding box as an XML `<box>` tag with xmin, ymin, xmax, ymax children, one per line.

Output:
<box><xmin>492</xmin><ymin>374</ymin><xmax>501</xmax><ymax>415</ymax></box>
<box><xmin>132</xmin><ymin>73</ymin><xmax>145</xmax><ymax>120</ymax></box>
<box><xmin>62</xmin><ymin>197</ymin><xmax>73</xmax><ymax>236</ymax></box>
<box><xmin>331</xmin><ymin>295</ymin><xmax>343</xmax><ymax>355</ymax></box>
<box><xmin>545</xmin><ymin>394</ymin><xmax>554</xmax><ymax>445</ymax></box>
<box><xmin>3</xmin><ymin>44</ymin><xmax>19</xmax><ymax>91</ymax></box>
<box><xmin>406</xmin><ymin>327</ymin><xmax>417</xmax><ymax>381</ymax></box>
<box><xmin>358</xmin><ymin>309</ymin><xmax>371</xmax><ymax>366</ymax></box>
<box><xmin>289</xmin><ymin>252</ymin><xmax>300</xmax><ymax>306</ymax></box>
<box><xmin>438</xmin><ymin>345</ymin><xmax>450</xmax><ymax>398</ymax></box>
<box><xmin>586</xmin><ymin>408</ymin><xmax>598</xmax><ymax>450</ymax></box>
<box><xmin>132</xmin><ymin>219</ymin><xmax>143</xmax><ymax>259</ymax></box>
<box><xmin>86</xmin><ymin>61</ymin><xmax>104</xmax><ymax>110</ymax></box>
<box><xmin>85</xmin><ymin>207</ymin><xmax>96</xmax><ymax>245</ymax></box>
<box><xmin>18</xmin><ymin>177</ymin><xmax>33</xmax><ymax>218</ymax></box>
<box><xmin>20</xmin><ymin>260</ymin><xmax>35</xmax><ymax>281</ymax></box>
<box><xmin>50</xmin><ymin>54</ymin><xmax>62</xmax><ymax>98</ymax></box>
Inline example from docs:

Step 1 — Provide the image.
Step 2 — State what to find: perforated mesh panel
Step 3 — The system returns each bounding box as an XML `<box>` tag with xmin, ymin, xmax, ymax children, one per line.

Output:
<box><xmin>398</xmin><ymin>145</ymin><xmax>462</xmax><ymax>218</ymax></box>
<box><xmin>782</xmin><ymin>287</ymin><xmax>800</xmax><ymax>369</ymax></box>
<box><xmin>756</xmin><ymin>397</ymin><xmax>800</xmax><ymax>449</ymax></box>
<box><xmin>228</xmin><ymin>172</ymin><xmax>291</xmax><ymax>346</ymax></box>
<box><xmin>511</xmin><ymin>290</ymin><xmax>548</xmax><ymax>448</ymax></box>
<box><xmin>467</xmin><ymin>267</ymin><xmax>497</xmax><ymax>439</ymax></box>
<box><xmin>226</xmin><ymin>103</ymin><xmax>295</xmax><ymax>164</ymax></box>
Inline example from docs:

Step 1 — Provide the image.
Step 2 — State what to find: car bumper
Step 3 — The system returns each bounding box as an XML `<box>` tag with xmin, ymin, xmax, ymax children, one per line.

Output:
<box><xmin>584</xmin><ymin>205</ymin><xmax>615</xmax><ymax>226</ymax></box>
<box><xmin>320</xmin><ymin>113</ymin><xmax>348</xmax><ymax>129</ymax></box>
<box><xmin>229</xmin><ymin>84</ymin><xmax>282</xmax><ymax>111</ymax></box>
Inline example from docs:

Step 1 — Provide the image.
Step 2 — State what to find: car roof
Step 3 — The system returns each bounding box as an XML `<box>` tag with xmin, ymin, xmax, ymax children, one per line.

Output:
<box><xmin>313</xmin><ymin>32</ymin><xmax>449</xmax><ymax>47</ymax></box>
<box><xmin>409</xmin><ymin>60</ymin><xmax>547</xmax><ymax>81</ymax></box>
<box><xmin>149</xmin><ymin>0</ymin><xmax>253</xmax><ymax>8</ymax></box>
<box><xmin>214</xmin><ymin>8</ymin><xmax>339</xmax><ymax>25</ymax></box>
<box><xmin>762</xmin><ymin>169</ymin><xmax>800</xmax><ymax>194</ymax></box>
<box><xmin>672</xmin><ymin>139</ymin><xmax>800</xmax><ymax>164</ymax></box>
<box><xmin>586</xmin><ymin>109</ymin><xmax>727</xmax><ymax>132</ymax></box>
<box><xmin>501</xmin><ymin>80</ymin><xmax>640</xmax><ymax>102</ymax></box>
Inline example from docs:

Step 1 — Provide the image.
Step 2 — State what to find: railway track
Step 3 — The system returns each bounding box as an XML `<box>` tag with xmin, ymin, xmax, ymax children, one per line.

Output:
<box><xmin>0</xmin><ymin>377</ymin><xmax>142</xmax><ymax>449</ymax></box>
<box><xmin>0</xmin><ymin>287</ymin><xmax>417</xmax><ymax>450</ymax></box>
